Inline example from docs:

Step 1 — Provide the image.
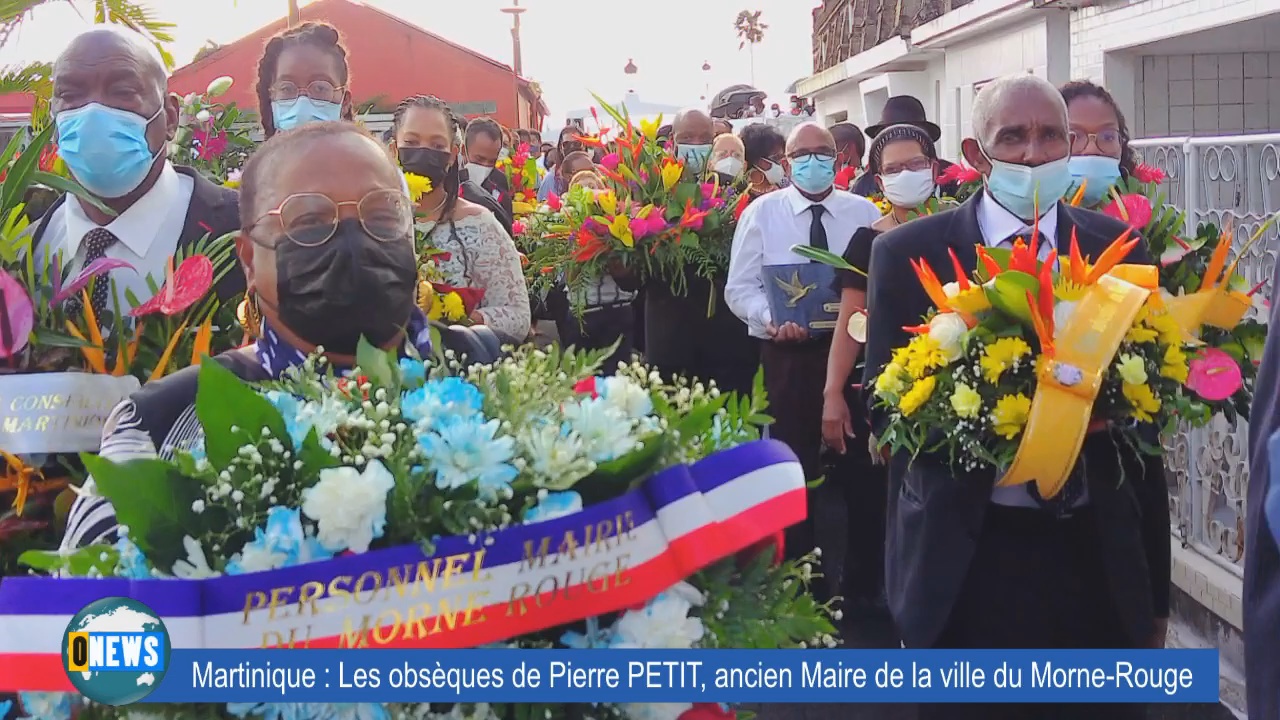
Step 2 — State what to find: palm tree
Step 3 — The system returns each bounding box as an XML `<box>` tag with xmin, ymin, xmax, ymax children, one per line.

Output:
<box><xmin>733</xmin><ymin>10</ymin><xmax>766</xmax><ymax>86</ymax></box>
<box><xmin>0</xmin><ymin>0</ymin><xmax>174</xmax><ymax>125</ymax></box>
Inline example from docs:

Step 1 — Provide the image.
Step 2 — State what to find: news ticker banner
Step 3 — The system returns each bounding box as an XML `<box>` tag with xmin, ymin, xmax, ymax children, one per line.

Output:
<box><xmin>138</xmin><ymin>649</ymin><xmax>1220</xmax><ymax>704</ymax></box>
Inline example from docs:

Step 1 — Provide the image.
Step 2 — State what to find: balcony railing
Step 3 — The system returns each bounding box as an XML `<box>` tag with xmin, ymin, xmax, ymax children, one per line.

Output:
<box><xmin>1131</xmin><ymin>133</ymin><xmax>1280</xmax><ymax>577</ymax></box>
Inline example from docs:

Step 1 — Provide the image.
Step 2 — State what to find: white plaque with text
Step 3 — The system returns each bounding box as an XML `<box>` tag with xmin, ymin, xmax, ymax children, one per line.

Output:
<box><xmin>0</xmin><ymin>373</ymin><xmax>140</xmax><ymax>454</ymax></box>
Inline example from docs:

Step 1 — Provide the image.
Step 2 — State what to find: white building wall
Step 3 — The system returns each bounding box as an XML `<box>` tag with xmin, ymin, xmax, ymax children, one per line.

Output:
<box><xmin>1135</xmin><ymin>52</ymin><xmax>1280</xmax><ymax>137</ymax></box>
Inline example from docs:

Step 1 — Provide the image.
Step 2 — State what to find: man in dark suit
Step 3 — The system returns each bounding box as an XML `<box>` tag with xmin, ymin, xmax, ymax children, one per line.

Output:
<box><xmin>1246</xmin><ymin>256</ymin><xmax>1280</xmax><ymax>719</ymax></box>
<box><xmin>32</xmin><ymin>26</ymin><xmax>243</xmax><ymax>308</ymax></box>
<box><xmin>863</xmin><ymin>74</ymin><xmax>1168</xmax><ymax>720</ymax></box>
<box><xmin>460</xmin><ymin>116</ymin><xmax>515</xmax><ymax>223</ymax></box>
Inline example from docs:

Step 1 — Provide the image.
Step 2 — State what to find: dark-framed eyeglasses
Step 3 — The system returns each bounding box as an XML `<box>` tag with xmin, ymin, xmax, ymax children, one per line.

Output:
<box><xmin>788</xmin><ymin>150</ymin><xmax>836</xmax><ymax>163</ymax></box>
<box><xmin>880</xmin><ymin>156</ymin><xmax>934</xmax><ymax>176</ymax></box>
<box><xmin>1070</xmin><ymin>130</ymin><xmax>1123</xmax><ymax>155</ymax></box>
<box><xmin>270</xmin><ymin>80</ymin><xmax>345</xmax><ymax>103</ymax></box>
<box><xmin>246</xmin><ymin>189</ymin><xmax>413</xmax><ymax>248</ymax></box>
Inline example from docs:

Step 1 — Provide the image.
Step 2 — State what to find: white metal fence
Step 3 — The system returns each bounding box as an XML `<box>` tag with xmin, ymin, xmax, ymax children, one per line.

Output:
<box><xmin>1131</xmin><ymin>133</ymin><xmax>1280</xmax><ymax>577</ymax></box>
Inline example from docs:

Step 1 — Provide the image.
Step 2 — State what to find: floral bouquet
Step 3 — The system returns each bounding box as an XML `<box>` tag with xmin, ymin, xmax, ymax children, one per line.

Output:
<box><xmin>522</xmin><ymin>99</ymin><xmax>749</xmax><ymax>317</ymax></box>
<box><xmin>416</xmin><ymin>248</ymin><xmax>485</xmax><ymax>325</ymax></box>
<box><xmin>0</xmin><ymin>343</ymin><xmax>834</xmax><ymax>720</ymax></box>
<box><xmin>827</xmin><ymin>215</ymin><xmax>1254</xmax><ymax>497</ymax></box>
<box><xmin>171</xmin><ymin>76</ymin><xmax>257</xmax><ymax>186</ymax></box>
<box><xmin>497</xmin><ymin>143</ymin><xmax>543</xmax><ymax>218</ymax></box>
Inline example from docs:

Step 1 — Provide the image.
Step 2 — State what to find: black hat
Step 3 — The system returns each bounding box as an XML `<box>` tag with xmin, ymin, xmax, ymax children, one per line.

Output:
<box><xmin>865</xmin><ymin>95</ymin><xmax>941</xmax><ymax>141</ymax></box>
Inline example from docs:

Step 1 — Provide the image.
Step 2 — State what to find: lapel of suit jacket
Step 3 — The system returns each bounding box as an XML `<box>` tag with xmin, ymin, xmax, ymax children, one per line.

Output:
<box><xmin>174</xmin><ymin>166</ymin><xmax>237</xmax><ymax>247</ymax></box>
<box><xmin>1055</xmin><ymin>202</ymin><xmax>1120</xmax><ymax>262</ymax></box>
<box><xmin>945</xmin><ymin>191</ymin><xmax>984</xmax><ymax>276</ymax></box>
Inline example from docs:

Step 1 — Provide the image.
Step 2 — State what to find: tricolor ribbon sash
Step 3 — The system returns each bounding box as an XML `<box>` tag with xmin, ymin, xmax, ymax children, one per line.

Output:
<box><xmin>0</xmin><ymin>373</ymin><xmax>140</xmax><ymax>455</ymax></box>
<box><xmin>996</xmin><ymin>271</ymin><xmax>1152</xmax><ymax>498</ymax></box>
<box><xmin>0</xmin><ymin>439</ymin><xmax>805</xmax><ymax>692</ymax></box>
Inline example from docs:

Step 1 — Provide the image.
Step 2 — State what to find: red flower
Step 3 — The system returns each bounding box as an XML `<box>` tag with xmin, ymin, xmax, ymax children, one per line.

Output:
<box><xmin>939</xmin><ymin>163</ymin><xmax>982</xmax><ymax>185</ymax></box>
<box><xmin>573</xmin><ymin>376</ymin><xmax>598</xmax><ymax>397</ymax></box>
<box><xmin>130</xmin><ymin>255</ymin><xmax>214</xmax><ymax>317</ymax></box>
<box><xmin>1132</xmin><ymin>163</ymin><xmax>1166</xmax><ymax>185</ymax></box>
<box><xmin>736</xmin><ymin>530</ymin><xmax>785</xmax><ymax>568</ymax></box>
<box><xmin>1102</xmin><ymin>193</ymin><xmax>1153</xmax><ymax>230</ymax></box>
<box><xmin>572</xmin><ymin>228</ymin><xmax>608</xmax><ymax>262</ymax></box>
<box><xmin>546</xmin><ymin>193</ymin><xmax>563</xmax><ymax>211</ymax></box>
<box><xmin>835</xmin><ymin>166</ymin><xmax>858</xmax><ymax>191</ymax></box>
<box><xmin>38</xmin><ymin>144</ymin><xmax>58</xmax><ymax>173</ymax></box>
<box><xmin>600</xmin><ymin>153</ymin><xmax>622</xmax><ymax>171</ymax></box>
<box><xmin>512</xmin><ymin>220</ymin><xmax>526</xmax><ymax>236</ymax></box>
<box><xmin>679</xmin><ymin>704</ymin><xmax>735</xmax><ymax>720</ymax></box>
<box><xmin>732</xmin><ymin>192</ymin><xmax>751</xmax><ymax>222</ymax></box>
<box><xmin>193</xmin><ymin>129</ymin><xmax>228</xmax><ymax>160</ymax></box>
<box><xmin>679</xmin><ymin>199</ymin><xmax>709</xmax><ymax>231</ymax></box>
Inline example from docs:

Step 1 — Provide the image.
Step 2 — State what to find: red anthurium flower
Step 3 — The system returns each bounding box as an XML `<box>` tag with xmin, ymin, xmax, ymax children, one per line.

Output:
<box><xmin>0</xmin><ymin>269</ymin><xmax>34</xmax><ymax>359</ymax></box>
<box><xmin>573</xmin><ymin>376</ymin><xmax>598</xmax><ymax>398</ymax></box>
<box><xmin>1132</xmin><ymin>163</ymin><xmax>1166</xmax><ymax>185</ymax></box>
<box><xmin>130</xmin><ymin>255</ymin><xmax>215</xmax><ymax>318</ymax></box>
<box><xmin>1102</xmin><ymin>193</ymin><xmax>1153</xmax><ymax>230</ymax></box>
<box><xmin>835</xmin><ymin>166</ymin><xmax>858</xmax><ymax>191</ymax></box>
<box><xmin>939</xmin><ymin>163</ymin><xmax>982</xmax><ymax>185</ymax></box>
<box><xmin>679</xmin><ymin>704</ymin><xmax>736</xmax><ymax>720</ymax></box>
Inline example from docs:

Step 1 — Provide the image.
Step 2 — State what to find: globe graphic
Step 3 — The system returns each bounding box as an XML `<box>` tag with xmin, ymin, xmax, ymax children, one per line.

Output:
<box><xmin>61</xmin><ymin>597</ymin><xmax>170</xmax><ymax>706</ymax></box>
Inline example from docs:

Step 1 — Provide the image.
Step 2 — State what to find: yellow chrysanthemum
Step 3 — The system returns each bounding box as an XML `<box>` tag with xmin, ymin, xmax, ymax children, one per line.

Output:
<box><xmin>991</xmin><ymin>393</ymin><xmax>1032</xmax><ymax>440</ymax></box>
<box><xmin>949</xmin><ymin>383</ymin><xmax>982</xmax><ymax>419</ymax></box>
<box><xmin>1122</xmin><ymin>382</ymin><xmax>1162</xmax><ymax>422</ymax></box>
<box><xmin>873</xmin><ymin>197</ymin><xmax>893</xmax><ymax>216</ymax></box>
<box><xmin>1125</xmin><ymin>323</ymin><xmax>1159</xmax><ymax>344</ymax></box>
<box><xmin>441</xmin><ymin>292</ymin><xmax>467</xmax><ymax>322</ymax></box>
<box><xmin>1160</xmin><ymin>344</ymin><xmax>1189</xmax><ymax>384</ymax></box>
<box><xmin>980</xmin><ymin>337</ymin><xmax>1032</xmax><ymax>385</ymax></box>
<box><xmin>1053</xmin><ymin>278</ymin><xmax>1087</xmax><ymax>302</ymax></box>
<box><xmin>1147</xmin><ymin>311</ymin><xmax>1184</xmax><ymax>346</ymax></box>
<box><xmin>898</xmin><ymin>376</ymin><xmax>937</xmax><ymax>417</ymax></box>
<box><xmin>404</xmin><ymin>172</ymin><xmax>433</xmax><ymax>202</ymax></box>
<box><xmin>874</xmin><ymin>363</ymin><xmax>909</xmax><ymax>400</ymax></box>
<box><xmin>904</xmin><ymin>335</ymin><xmax>947</xmax><ymax>379</ymax></box>
<box><xmin>1116</xmin><ymin>353</ymin><xmax>1148</xmax><ymax>385</ymax></box>
<box><xmin>891</xmin><ymin>344</ymin><xmax>912</xmax><ymax>368</ymax></box>
<box><xmin>223</xmin><ymin>178</ymin><xmax>241</xmax><ymax>189</ymax></box>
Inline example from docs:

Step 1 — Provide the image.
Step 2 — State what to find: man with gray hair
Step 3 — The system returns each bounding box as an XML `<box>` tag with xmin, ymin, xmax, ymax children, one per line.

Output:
<box><xmin>862</xmin><ymin>74</ymin><xmax>1166</xmax><ymax>719</ymax></box>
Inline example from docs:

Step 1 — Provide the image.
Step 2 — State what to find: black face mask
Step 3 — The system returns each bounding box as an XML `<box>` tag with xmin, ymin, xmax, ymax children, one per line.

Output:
<box><xmin>398</xmin><ymin>147</ymin><xmax>452</xmax><ymax>184</ymax></box>
<box><xmin>272</xmin><ymin>219</ymin><xmax>417</xmax><ymax>355</ymax></box>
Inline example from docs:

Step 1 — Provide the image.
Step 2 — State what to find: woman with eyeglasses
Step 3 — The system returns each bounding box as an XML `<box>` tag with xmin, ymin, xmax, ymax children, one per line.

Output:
<box><xmin>821</xmin><ymin>124</ymin><xmax>939</xmax><ymax>612</ymax></box>
<box><xmin>389</xmin><ymin>95</ymin><xmax>531</xmax><ymax>344</ymax></box>
<box><xmin>1062</xmin><ymin>80</ymin><xmax>1138</xmax><ymax>206</ymax></box>
<box><xmin>59</xmin><ymin>121</ymin><xmax>432</xmax><ymax>552</ymax></box>
<box><xmin>255</xmin><ymin>22</ymin><xmax>353</xmax><ymax>137</ymax></box>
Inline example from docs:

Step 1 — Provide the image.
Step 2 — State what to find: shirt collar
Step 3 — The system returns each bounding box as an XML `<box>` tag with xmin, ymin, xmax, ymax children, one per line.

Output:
<box><xmin>976</xmin><ymin>192</ymin><xmax>1059</xmax><ymax>247</ymax></box>
<box><xmin>784</xmin><ymin>184</ymin><xmax>836</xmax><ymax>216</ymax></box>
<box><xmin>64</xmin><ymin>161</ymin><xmax>182</xmax><ymax>258</ymax></box>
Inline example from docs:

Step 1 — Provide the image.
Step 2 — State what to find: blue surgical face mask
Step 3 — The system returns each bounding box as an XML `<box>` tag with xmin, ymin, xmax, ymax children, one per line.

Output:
<box><xmin>981</xmin><ymin>148</ymin><xmax>1073</xmax><ymax>221</ymax></box>
<box><xmin>271</xmin><ymin>96</ymin><xmax>343</xmax><ymax>132</ymax></box>
<box><xmin>790</xmin><ymin>154</ymin><xmax>837</xmax><ymax>195</ymax></box>
<box><xmin>56</xmin><ymin>102</ymin><xmax>163</xmax><ymax>199</ymax></box>
<box><xmin>677</xmin><ymin>144</ymin><xmax>712</xmax><ymax>172</ymax></box>
<box><xmin>1067</xmin><ymin>155</ymin><xmax>1122</xmax><ymax>206</ymax></box>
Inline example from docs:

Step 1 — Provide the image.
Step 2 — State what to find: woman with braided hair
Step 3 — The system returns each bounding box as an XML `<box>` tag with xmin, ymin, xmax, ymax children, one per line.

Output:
<box><xmin>255</xmin><ymin>21</ymin><xmax>353</xmax><ymax>137</ymax></box>
<box><xmin>389</xmin><ymin>95</ymin><xmax>531</xmax><ymax>344</ymax></box>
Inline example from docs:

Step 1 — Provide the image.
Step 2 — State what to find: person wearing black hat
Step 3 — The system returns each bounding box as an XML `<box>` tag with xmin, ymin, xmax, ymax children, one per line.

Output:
<box><xmin>851</xmin><ymin>95</ymin><xmax>958</xmax><ymax>198</ymax></box>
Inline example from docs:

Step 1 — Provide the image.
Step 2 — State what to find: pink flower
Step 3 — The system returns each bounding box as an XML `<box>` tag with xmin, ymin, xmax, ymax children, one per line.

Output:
<box><xmin>644</xmin><ymin>211</ymin><xmax>667</xmax><ymax>236</ymax></box>
<box><xmin>629</xmin><ymin>216</ymin><xmax>652</xmax><ymax>239</ymax></box>
<box><xmin>193</xmin><ymin>129</ymin><xmax>227</xmax><ymax>160</ymax></box>
<box><xmin>547</xmin><ymin>193</ymin><xmax>563</xmax><ymax>211</ymax></box>
<box><xmin>1102</xmin><ymin>193</ymin><xmax>1153</xmax><ymax>230</ymax></box>
<box><xmin>1187</xmin><ymin>348</ymin><xmax>1244</xmax><ymax>402</ymax></box>
<box><xmin>600</xmin><ymin>152</ymin><xmax>621</xmax><ymax>171</ymax></box>
<box><xmin>511</xmin><ymin>220</ymin><xmax>526</xmax><ymax>236</ymax></box>
<box><xmin>1133</xmin><ymin>163</ymin><xmax>1166</xmax><ymax>184</ymax></box>
<box><xmin>939</xmin><ymin>163</ymin><xmax>982</xmax><ymax>185</ymax></box>
<box><xmin>700</xmin><ymin>182</ymin><xmax>716</xmax><ymax>201</ymax></box>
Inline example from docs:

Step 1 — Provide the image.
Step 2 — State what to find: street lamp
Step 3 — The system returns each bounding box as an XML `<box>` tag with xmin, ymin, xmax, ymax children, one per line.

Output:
<box><xmin>501</xmin><ymin>0</ymin><xmax>528</xmax><ymax>77</ymax></box>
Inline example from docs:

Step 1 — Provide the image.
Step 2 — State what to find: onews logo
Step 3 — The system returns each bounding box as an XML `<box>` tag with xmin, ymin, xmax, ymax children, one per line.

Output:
<box><xmin>61</xmin><ymin>597</ymin><xmax>171</xmax><ymax>706</ymax></box>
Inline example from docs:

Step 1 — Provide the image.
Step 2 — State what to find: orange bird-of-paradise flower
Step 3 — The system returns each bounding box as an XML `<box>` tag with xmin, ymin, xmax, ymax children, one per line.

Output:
<box><xmin>976</xmin><ymin>245</ymin><xmax>1002</xmax><ymax>278</ymax></box>
<box><xmin>572</xmin><ymin>228</ymin><xmax>608</xmax><ymax>262</ymax></box>
<box><xmin>1008</xmin><ymin>237</ymin><xmax>1038</xmax><ymax>275</ymax></box>
<box><xmin>1202</xmin><ymin>225</ymin><xmax>1234</xmax><ymax>290</ymax></box>
<box><xmin>1068</xmin><ymin>228</ymin><xmax>1088</xmax><ymax>285</ymax></box>
<box><xmin>1069</xmin><ymin>180</ymin><xmax>1088</xmax><ymax>207</ymax></box>
<box><xmin>150</xmin><ymin>318</ymin><xmax>191</xmax><ymax>381</ymax></box>
<box><xmin>1027</xmin><ymin>289</ymin><xmax>1055</xmax><ymax>358</ymax></box>
<box><xmin>190</xmin><ymin>314</ymin><xmax>214</xmax><ymax>367</ymax></box>
<box><xmin>733</xmin><ymin>191</ymin><xmax>751</xmax><ymax>222</ymax></box>
<box><xmin>1037</xmin><ymin>249</ymin><xmax>1058</xmax><ymax>330</ymax></box>
<box><xmin>1084</xmin><ymin>228</ymin><xmax>1138</xmax><ymax>284</ymax></box>
<box><xmin>679</xmin><ymin>199</ymin><xmax>710</xmax><ymax>230</ymax></box>
<box><xmin>65</xmin><ymin>290</ymin><xmax>107</xmax><ymax>373</ymax></box>
<box><xmin>910</xmin><ymin>258</ymin><xmax>951</xmax><ymax>311</ymax></box>
<box><xmin>948</xmin><ymin>248</ymin><xmax>970</xmax><ymax>291</ymax></box>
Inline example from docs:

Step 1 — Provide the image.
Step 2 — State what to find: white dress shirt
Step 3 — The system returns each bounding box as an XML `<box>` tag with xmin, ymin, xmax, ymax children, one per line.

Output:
<box><xmin>40</xmin><ymin>162</ymin><xmax>194</xmax><ymax>312</ymax></box>
<box><xmin>726</xmin><ymin>186</ymin><xmax>880</xmax><ymax>339</ymax></box>
<box><xmin>976</xmin><ymin>194</ymin><xmax>1089</xmax><ymax>510</ymax></box>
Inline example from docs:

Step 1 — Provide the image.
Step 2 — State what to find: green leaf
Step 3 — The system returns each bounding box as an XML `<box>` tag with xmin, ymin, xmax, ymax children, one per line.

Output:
<box><xmin>790</xmin><ymin>244</ymin><xmax>860</xmax><ymax>273</ymax></box>
<box><xmin>356</xmin><ymin>335</ymin><xmax>399</xmax><ymax>393</ymax></box>
<box><xmin>30</xmin><ymin>326</ymin><xmax>94</xmax><ymax>348</ymax></box>
<box><xmin>81</xmin><ymin>454</ymin><xmax>201</xmax><ymax>573</ymax></box>
<box><xmin>298</xmin><ymin>426</ymin><xmax>341</xmax><ymax>479</ymax></box>
<box><xmin>195</xmin><ymin>356</ymin><xmax>288</xmax><ymax>466</ymax></box>
<box><xmin>29</xmin><ymin>171</ymin><xmax>113</xmax><ymax>215</ymax></box>
<box><xmin>983</xmin><ymin>271</ymin><xmax>1039</xmax><ymax>324</ymax></box>
<box><xmin>0</xmin><ymin>123</ymin><xmax>56</xmax><ymax>214</ymax></box>
<box><xmin>20</xmin><ymin>545</ymin><xmax>119</xmax><ymax>577</ymax></box>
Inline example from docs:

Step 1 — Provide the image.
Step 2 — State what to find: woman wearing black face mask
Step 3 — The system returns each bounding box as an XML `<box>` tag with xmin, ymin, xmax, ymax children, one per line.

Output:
<box><xmin>390</xmin><ymin>95</ymin><xmax>531</xmax><ymax>344</ymax></box>
<box><xmin>58</xmin><ymin>121</ymin><xmax>434</xmax><ymax>552</ymax></box>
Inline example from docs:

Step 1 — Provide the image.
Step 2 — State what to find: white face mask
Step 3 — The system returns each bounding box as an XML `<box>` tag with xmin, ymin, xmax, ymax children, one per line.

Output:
<box><xmin>761</xmin><ymin>160</ymin><xmax>786</xmax><ymax>185</ymax></box>
<box><xmin>880</xmin><ymin>168</ymin><xmax>935</xmax><ymax>208</ymax></box>
<box><xmin>465</xmin><ymin>162</ymin><xmax>494</xmax><ymax>181</ymax></box>
<box><xmin>714</xmin><ymin>157</ymin><xmax>745</xmax><ymax>176</ymax></box>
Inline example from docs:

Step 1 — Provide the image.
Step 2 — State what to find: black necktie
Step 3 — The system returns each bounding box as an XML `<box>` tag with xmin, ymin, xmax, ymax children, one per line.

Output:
<box><xmin>66</xmin><ymin>227</ymin><xmax>120</xmax><ymax>320</ymax></box>
<box><xmin>808</xmin><ymin>204</ymin><xmax>828</xmax><ymax>252</ymax></box>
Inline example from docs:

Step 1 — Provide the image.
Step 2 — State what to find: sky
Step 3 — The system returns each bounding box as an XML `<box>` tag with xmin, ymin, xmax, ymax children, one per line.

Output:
<box><xmin>0</xmin><ymin>0</ymin><xmax>824</xmax><ymax>125</ymax></box>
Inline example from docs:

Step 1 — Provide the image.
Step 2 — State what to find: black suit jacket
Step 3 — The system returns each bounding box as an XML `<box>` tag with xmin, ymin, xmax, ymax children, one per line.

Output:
<box><xmin>458</xmin><ymin>179</ymin><xmax>514</xmax><ymax>238</ymax></box>
<box><xmin>32</xmin><ymin>165</ymin><xmax>245</xmax><ymax>303</ymax></box>
<box><xmin>461</xmin><ymin>168</ymin><xmax>515</xmax><ymax>230</ymax></box>
<box><xmin>862</xmin><ymin>191</ymin><xmax>1170</xmax><ymax>649</ymax></box>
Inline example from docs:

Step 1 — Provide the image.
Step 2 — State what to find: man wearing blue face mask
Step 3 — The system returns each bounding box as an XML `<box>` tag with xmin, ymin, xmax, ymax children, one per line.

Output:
<box><xmin>672</xmin><ymin>108</ymin><xmax>714</xmax><ymax>176</ymax></box>
<box><xmin>863</xmin><ymin>74</ymin><xmax>1165</xmax><ymax>720</ymax></box>
<box><xmin>31</xmin><ymin>27</ymin><xmax>244</xmax><ymax>320</ymax></box>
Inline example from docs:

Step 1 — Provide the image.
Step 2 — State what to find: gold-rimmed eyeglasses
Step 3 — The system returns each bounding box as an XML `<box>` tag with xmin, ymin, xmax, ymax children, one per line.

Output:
<box><xmin>270</xmin><ymin>80</ymin><xmax>346</xmax><ymax>103</ymax></box>
<box><xmin>245</xmin><ymin>189</ymin><xmax>413</xmax><ymax>248</ymax></box>
<box><xmin>1070</xmin><ymin>130</ymin><xmax>1123</xmax><ymax>155</ymax></box>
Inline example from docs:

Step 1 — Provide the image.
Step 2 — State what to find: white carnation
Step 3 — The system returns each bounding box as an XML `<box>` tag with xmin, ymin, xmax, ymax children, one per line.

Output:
<box><xmin>302</xmin><ymin>461</ymin><xmax>396</xmax><ymax>553</ymax></box>
<box><xmin>927</xmin><ymin>312</ymin><xmax>968</xmax><ymax>362</ymax></box>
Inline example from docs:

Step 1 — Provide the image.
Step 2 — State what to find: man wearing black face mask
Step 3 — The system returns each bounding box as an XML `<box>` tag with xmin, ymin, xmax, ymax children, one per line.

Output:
<box><xmin>31</xmin><ymin>27</ymin><xmax>244</xmax><ymax>320</ymax></box>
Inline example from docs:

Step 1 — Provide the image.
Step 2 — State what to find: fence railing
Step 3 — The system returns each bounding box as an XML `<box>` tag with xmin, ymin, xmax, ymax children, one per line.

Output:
<box><xmin>1131</xmin><ymin>133</ymin><xmax>1280</xmax><ymax>578</ymax></box>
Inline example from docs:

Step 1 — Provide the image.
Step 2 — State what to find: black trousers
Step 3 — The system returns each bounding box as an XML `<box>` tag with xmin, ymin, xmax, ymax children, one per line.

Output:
<box><xmin>557</xmin><ymin>303</ymin><xmax>635</xmax><ymax>374</ymax></box>
<box><xmin>824</xmin><ymin>384</ymin><xmax>888</xmax><ymax>605</ymax></box>
<box><xmin>643</xmin><ymin>280</ymin><xmax>759</xmax><ymax>396</ymax></box>
<box><xmin>919</xmin><ymin>505</ymin><xmax>1145</xmax><ymax>720</ymax></box>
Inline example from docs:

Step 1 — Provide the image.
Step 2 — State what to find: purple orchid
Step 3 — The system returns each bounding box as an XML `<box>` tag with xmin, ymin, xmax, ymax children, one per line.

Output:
<box><xmin>51</xmin><ymin>257</ymin><xmax>134</xmax><ymax>307</ymax></box>
<box><xmin>0</xmin><ymin>270</ymin><xmax>34</xmax><ymax>359</ymax></box>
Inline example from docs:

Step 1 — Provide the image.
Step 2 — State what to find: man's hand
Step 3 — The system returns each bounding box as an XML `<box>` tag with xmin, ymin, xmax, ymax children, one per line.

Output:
<box><xmin>822</xmin><ymin>390</ymin><xmax>854</xmax><ymax>455</ymax></box>
<box><xmin>1148</xmin><ymin>617</ymin><xmax>1169</xmax><ymax>649</ymax></box>
<box><xmin>766</xmin><ymin>321</ymin><xmax>808</xmax><ymax>343</ymax></box>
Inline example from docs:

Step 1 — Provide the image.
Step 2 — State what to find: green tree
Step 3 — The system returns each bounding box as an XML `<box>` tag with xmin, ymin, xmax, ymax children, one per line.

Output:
<box><xmin>733</xmin><ymin>9</ymin><xmax>767</xmax><ymax>86</ymax></box>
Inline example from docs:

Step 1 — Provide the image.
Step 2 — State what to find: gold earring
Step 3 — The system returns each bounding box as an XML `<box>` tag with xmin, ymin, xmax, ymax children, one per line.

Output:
<box><xmin>237</xmin><ymin>289</ymin><xmax>262</xmax><ymax>340</ymax></box>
